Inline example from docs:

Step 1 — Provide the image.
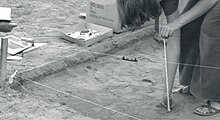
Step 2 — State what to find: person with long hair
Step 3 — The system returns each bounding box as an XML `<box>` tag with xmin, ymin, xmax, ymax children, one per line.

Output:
<box><xmin>117</xmin><ymin>0</ymin><xmax>180</xmax><ymax>108</ymax></box>
<box><xmin>118</xmin><ymin>0</ymin><xmax>220</xmax><ymax>116</ymax></box>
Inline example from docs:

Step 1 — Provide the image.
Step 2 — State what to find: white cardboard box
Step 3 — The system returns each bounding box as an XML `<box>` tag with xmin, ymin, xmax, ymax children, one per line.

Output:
<box><xmin>0</xmin><ymin>7</ymin><xmax>11</xmax><ymax>21</ymax></box>
<box><xmin>86</xmin><ymin>0</ymin><xmax>127</xmax><ymax>33</ymax></box>
<box><xmin>60</xmin><ymin>22</ymin><xmax>113</xmax><ymax>46</ymax></box>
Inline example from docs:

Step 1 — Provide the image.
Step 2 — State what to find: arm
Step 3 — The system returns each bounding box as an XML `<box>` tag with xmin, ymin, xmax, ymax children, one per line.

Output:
<box><xmin>160</xmin><ymin>0</ymin><xmax>219</xmax><ymax>37</ymax></box>
<box><xmin>177</xmin><ymin>0</ymin><xmax>219</xmax><ymax>28</ymax></box>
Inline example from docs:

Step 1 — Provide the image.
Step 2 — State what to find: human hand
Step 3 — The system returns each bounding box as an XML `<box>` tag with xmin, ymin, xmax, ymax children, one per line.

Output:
<box><xmin>0</xmin><ymin>22</ymin><xmax>17</xmax><ymax>32</ymax></box>
<box><xmin>160</xmin><ymin>21</ymin><xmax>180</xmax><ymax>39</ymax></box>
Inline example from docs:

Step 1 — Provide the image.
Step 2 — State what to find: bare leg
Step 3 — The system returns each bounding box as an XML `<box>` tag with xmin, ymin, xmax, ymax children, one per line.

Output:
<box><xmin>161</xmin><ymin>10</ymin><xmax>181</xmax><ymax>104</ymax></box>
<box><xmin>162</xmin><ymin>32</ymin><xmax>180</xmax><ymax>103</ymax></box>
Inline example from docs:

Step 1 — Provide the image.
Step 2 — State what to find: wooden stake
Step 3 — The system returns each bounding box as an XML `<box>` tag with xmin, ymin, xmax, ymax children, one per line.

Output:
<box><xmin>163</xmin><ymin>39</ymin><xmax>171</xmax><ymax>111</ymax></box>
<box><xmin>155</xmin><ymin>18</ymin><xmax>159</xmax><ymax>33</ymax></box>
<box><xmin>0</xmin><ymin>36</ymin><xmax>8</xmax><ymax>91</ymax></box>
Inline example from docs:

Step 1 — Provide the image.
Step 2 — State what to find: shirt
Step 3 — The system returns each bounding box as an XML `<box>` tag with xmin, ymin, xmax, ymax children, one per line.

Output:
<box><xmin>161</xmin><ymin>0</ymin><xmax>179</xmax><ymax>16</ymax></box>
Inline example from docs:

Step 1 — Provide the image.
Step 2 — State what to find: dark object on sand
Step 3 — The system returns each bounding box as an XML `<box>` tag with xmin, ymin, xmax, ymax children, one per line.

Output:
<box><xmin>141</xmin><ymin>79</ymin><xmax>153</xmax><ymax>83</ymax></box>
<box><xmin>122</xmin><ymin>56</ymin><xmax>138</xmax><ymax>62</ymax></box>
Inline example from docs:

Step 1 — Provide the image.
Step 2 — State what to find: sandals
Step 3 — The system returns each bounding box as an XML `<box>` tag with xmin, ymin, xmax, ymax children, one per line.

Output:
<box><xmin>193</xmin><ymin>100</ymin><xmax>220</xmax><ymax>116</ymax></box>
<box><xmin>173</xmin><ymin>86</ymin><xmax>192</xmax><ymax>95</ymax></box>
<box><xmin>193</xmin><ymin>105</ymin><xmax>220</xmax><ymax>116</ymax></box>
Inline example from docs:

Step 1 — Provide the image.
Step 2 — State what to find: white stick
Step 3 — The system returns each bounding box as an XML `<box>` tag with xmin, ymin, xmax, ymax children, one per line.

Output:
<box><xmin>163</xmin><ymin>39</ymin><xmax>171</xmax><ymax>111</ymax></box>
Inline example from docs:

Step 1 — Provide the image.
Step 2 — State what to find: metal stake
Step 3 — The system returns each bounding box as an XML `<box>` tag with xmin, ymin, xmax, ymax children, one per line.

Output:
<box><xmin>163</xmin><ymin>38</ymin><xmax>171</xmax><ymax>111</ymax></box>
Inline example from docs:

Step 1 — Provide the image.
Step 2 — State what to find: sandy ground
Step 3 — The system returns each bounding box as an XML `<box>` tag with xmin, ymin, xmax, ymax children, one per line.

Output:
<box><xmin>0</xmin><ymin>0</ymin><xmax>220</xmax><ymax>120</ymax></box>
<box><xmin>16</xmin><ymin>38</ymin><xmax>220</xmax><ymax>120</ymax></box>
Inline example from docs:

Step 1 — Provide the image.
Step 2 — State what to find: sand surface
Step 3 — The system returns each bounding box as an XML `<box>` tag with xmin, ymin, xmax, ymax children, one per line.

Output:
<box><xmin>0</xmin><ymin>0</ymin><xmax>220</xmax><ymax>120</ymax></box>
<box><xmin>15</xmin><ymin>37</ymin><xmax>220</xmax><ymax>120</ymax></box>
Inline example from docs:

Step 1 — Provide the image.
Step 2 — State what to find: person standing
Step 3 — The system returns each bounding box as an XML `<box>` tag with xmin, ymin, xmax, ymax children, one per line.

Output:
<box><xmin>160</xmin><ymin>0</ymin><xmax>220</xmax><ymax>116</ymax></box>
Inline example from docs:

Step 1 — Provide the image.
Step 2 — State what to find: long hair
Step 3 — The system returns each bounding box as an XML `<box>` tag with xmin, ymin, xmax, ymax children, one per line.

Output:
<box><xmin>117</xmin><ymin>0</ymin><xmax>162</xmax><ymax>29</ymax></box>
